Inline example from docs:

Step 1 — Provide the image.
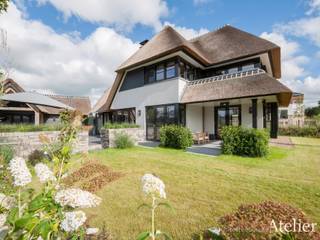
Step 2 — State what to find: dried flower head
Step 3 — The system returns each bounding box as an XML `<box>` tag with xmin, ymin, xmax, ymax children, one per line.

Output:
<box><xmin>38</xmin><ymin>134</ymin><xmax>51</xmax><ymax>144</ymax></box>
<box><xmin>55</xmin><ymin>188</ymin><xmax>101</xmax><ymax>208</ymax></box>
<box><xmin>0</xmin><ymin>193</ymin><xmax>15</xmax><ymax>210</ymax></box>
<box><xmin>8</xmin><ymin>157</ymin><xmax>32</xmax><ymax>187</ymax></box>
<box><xmin>60</xmin><ymin>211</ymin><xmax>86</xmax><ymax>232</ymax></box>
<box><xmin>86</xmin><ymin>227</ymin><xmax>99</xmax><ymax>235</ymax></box>
<box><xmin>34</xmin><ymin>163</ymin><xmax>56</xmax><ymax>183</ymax></box>
<box><xmin>141</xmin><ymin>173</ymin><xmax>166</xmax><ymax>199</ymax></box>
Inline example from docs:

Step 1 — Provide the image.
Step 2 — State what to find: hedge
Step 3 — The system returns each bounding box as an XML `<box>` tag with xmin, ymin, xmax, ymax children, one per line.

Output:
<box><xmin>279</xmin><ymin>126</ymin><xmax>320</xmax><ymax>138</ymax></box>
<box><xmin>160</xmin><ymin>125</ymin><xmax>193</xmax><ymax>150</ymax></box>
<box><xmin>0</xmin><ymin>124</ymin><xmax>63</xmax><ymax>132</ymax></box>
<box><xmin>221</xmin><ymin>126</ymin><xmax>269</xmax><ymax>157</ymax></box>
<box><xmin>103</xmin><ymin>122</ymin><xmax>140</xmax><ymax>129</ymax></box>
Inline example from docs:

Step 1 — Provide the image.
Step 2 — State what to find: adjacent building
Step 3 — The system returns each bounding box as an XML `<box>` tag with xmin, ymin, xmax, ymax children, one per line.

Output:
<box><xmin>94</xmin><ymin>25</ymin><xmax>293</xmax><ymax>139</ymax></box>
<box><xmin>0</xmin><ymin>79</ymin><xmax>91</xmax><ymax>124</ymax></box>
<box><xmin>279</xmin><ymin>92</ymin><xmax>304</xmax><ymax>127</ymax></box>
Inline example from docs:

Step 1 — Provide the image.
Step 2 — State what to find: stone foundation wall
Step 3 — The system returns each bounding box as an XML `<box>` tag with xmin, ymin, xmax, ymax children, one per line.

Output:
<box><xmin>100</xmin><ymin>128</ymin><xmax>145</xmax><ymax>148</ymax></box>
<box><xmin>0</xmin><ymin>131</ymin><xmax>89</xmax><ymax>157</ymax></box>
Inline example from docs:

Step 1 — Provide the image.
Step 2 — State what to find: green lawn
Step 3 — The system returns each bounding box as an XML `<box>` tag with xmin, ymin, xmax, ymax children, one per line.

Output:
<box><xmin>69</xmin><ymin>138</ymin><xmax>320</xmax><ymax>239</ymax></box>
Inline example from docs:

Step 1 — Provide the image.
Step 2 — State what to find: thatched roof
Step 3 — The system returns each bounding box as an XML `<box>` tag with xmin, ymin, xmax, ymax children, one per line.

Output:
<box><xmin>117</xmin><ymin>25</ymin><xmax>280</xmax><ymax>78</ymax></box>
<box><xmin>38</xmin><ymin>95</ymin><xmax>91</xmax><ymax>115</ymax></box>
<box><xmin>181</xmin><ymin>72</ymin><xmax>292</xmax><ymax>107</ymax></box>
<box><xmin>91</xmin><ymin>88</ymin><xmax>111</xmax><ymax>113</ymax></box>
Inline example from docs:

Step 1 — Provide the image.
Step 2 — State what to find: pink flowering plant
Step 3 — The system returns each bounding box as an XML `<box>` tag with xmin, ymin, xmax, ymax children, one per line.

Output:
<box><xmin>0</xmin><ymin>110</ymin><xmax>101</xmax><ymax>239</ymax></box>
<box><xmin>137</xmin><ymin>173</ymin><xmax>173</xmax><ymax>240</ymax></box>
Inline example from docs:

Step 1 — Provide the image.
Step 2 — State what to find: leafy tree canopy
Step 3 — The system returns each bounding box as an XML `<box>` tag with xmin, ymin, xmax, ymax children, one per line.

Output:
<box><xmin>0</xmin><ymin>0</ymin><xmax>9</xmax><ymax>13</ymax></box>
<box><xmin>305</xmin><ymin>101</ymin><xmax>320</xmax><ymax>118</ymax></box>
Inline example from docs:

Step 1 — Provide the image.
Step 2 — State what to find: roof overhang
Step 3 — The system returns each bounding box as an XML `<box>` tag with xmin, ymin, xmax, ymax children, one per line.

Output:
<box><xmin>0</xmin><ymin>92</ymin><xmax>74</xmax><ymax>110</ymax></box>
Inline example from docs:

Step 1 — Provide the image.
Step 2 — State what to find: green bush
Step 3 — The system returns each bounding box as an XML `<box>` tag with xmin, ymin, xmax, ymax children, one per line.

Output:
<box><xmin>103</xmin><ymin>122</ymin><xmax>140</xmax><ymax>129</ymax></box>
<box><xmin>0</xmin><ymin>145</ymin><xmax>14</xmax><ymax>164</ymax></box>
<box><xmin>160</xmin><ymin>125</ymin><xmax>193</xmax><ymax>150</ymax></box>
<box><xmin>221</xmin><ymin>126</ymin><xmax>269</xmax><ymax>157</ymax></box>
<box><xmin>28</xmin><ymin>149</ymin><xmax>47</xmax><ymax>166</ymax></box>
<box><xmin>279</xmin><ymin>126</ymin><xmax>320</xmax><ymax>138</ymax></box>
<box><xmin>114</xmin><ymin>131</ymin><xmax>134</xmax><ymax>149</ymax></box>
<box><xmin>0</xmin><ymin>124</ymin><xmax>63</xmax><ymax>132</ymax></box>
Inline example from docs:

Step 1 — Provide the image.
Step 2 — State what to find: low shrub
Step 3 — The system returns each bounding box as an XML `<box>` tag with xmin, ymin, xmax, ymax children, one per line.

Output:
<box><xmin>0</xmin><ymin>145</ymin><xmax>14</xmax><ymax>164</ymax></box>
<box><xmin>103</xmin><ymin>122</ymin><xmax>139</xmax><ymax>129</ymax></box>
<box><xmin>279</xmin><ymin>126</ymin><xmax>320</xmax><ymax>138</ymax></box>
<box><xmin>160</xmin><ymin>125</ymin><xmax>193</xmax><ymax>149</ymax></box>
<box><xmin>221</xmin><ymin>126</ymin><xmax>269</xmax><ymax>157</ymax></box>
<box><xmin>0</xmin><ymin>123</ymin><xmax>63</xmax><ymax>132</ymax></box>
<box><xmin>28</xmin><ymin>149</ymin><xmax>46</xmax><ymax>166</ymax></box>
<box><xmin>114</xmin><ymin>131</ymin><xmax>134</xmax><ymax>149</ymax></box>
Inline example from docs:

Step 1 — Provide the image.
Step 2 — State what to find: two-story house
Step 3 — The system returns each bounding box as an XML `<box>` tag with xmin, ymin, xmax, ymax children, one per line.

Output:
<box><xmin>95</xmin><ymin>25</ymin><xmax>292</xmax><ymax>140</ymax></box>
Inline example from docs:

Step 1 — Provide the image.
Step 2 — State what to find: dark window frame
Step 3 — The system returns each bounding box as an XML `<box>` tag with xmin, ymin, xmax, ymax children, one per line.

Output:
<box><xmin>144</xmin><ymin>57</ymin><xmax>178</xmax><ymax>84</ymax></box>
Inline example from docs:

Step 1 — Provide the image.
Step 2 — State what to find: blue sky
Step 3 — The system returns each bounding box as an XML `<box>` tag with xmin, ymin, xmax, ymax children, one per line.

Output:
<box><xmin>0</xmin><ymin>0</ymin><xmax>319</xmax><ymax>105</ymax></box>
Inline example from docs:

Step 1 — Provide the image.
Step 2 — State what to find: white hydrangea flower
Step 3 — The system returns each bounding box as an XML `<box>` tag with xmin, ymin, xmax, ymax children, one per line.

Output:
<box><xmin>141</xmin><ymin>174</ymin><xmax>166</xmax><ymax>199</ymax></box>
<box><xmin>0</xmin><ymin>193</ymin><xmax>15</xmax><ymax>210</ymax></box>
<box><xmin>8</xmin><ymin>157</ymin><xmax>32</xmax><ymax>187</ymax></box>
<box><xmin>86</xmin><ymin>227</ymin><xmax>99</xmax><ymax>235</ymax></box>
<box><xmin>34</xmin><ymin>163</ymin><xmax>56</xmax><ymax>183</ymax></box>
<box><xmin>0</xmin><ymin>213</ymin><xmax>7</xmax><ymax>227</ymax></box>
<box><xmin>55</xmin><ymin>188</ymin><xmax>101</xmax><ymax>208</ymax></box>
<box><xmin>60</xmin><ymin>211</ymin><xmax>87</xmax><ymax>232</ymax></box>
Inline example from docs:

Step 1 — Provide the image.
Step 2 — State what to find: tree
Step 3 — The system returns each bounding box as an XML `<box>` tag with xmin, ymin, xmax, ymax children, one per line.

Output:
<box><xmin>0</xmin><ymin>0</ymin><xmax>9</xmax><ymax>13</ymax></box>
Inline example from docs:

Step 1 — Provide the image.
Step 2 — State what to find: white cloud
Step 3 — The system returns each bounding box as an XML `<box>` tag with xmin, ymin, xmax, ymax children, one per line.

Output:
<box><xmin>260</xmin><ymin>32</ymin><xmax>309</xmax><ymax>81</ymax></box>
<box><xmin>307</xmin><ymin>0</ymin><xmax>320</xmax><ymax>15</ymax></box>
<box><xmin>163</xmin><ymin>22</ymin><xmax>209</xmax><ymax>40</ymax></box>
<box><xmin>0</xmin><ymin>3</ymin><xmax>139</xmax><ymax>105</ymax></box>
<box><xmin>36</xmin><ymin>0</ymin><xmax>169</xmax><ymax>31</ymax></box>
<box><xmin>260</xmin><ymin>31</ymin><xmax>320</xmax><ymax>106</ymax></box>
<box><xmin>275</xmin><ymin>17</ymin><xmax>320</xmax><ymax>47</ymax></box>
<box><xmin>259</xmin><ymin>0</ymin><xmax>320</xmax><ymax>106</ymax></box>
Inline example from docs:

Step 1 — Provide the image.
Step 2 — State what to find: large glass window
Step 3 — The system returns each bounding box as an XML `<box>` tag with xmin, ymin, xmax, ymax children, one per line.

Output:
<box><xmin>111</xmin><ymin>108</ymin><xmax>136</xmax><ymax>124</ymax></box>
<box><xmin>156</xmin><ymin>64</ymin><xmax>165</xmax><ymax>81</ymax></box>
<box><xmin>146</xmin><ymin>104</ymin><xmax>184</xmax><ymax>140</ymax></box>
<box><xmin>166</xmin><ymin>61</ymin><xmax>176</xmax><ymax>79</ymax></box>
<box><xmin>146</xmin><ymin>67</ymin><xmax>155</xmax><ymax>83</ymax></box>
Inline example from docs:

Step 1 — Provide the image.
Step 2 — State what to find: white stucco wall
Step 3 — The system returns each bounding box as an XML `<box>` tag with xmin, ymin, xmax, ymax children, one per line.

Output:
<box><xmin>204</xmin><ymin>107</ymin><xmax>214</xmax><ymax>134</ymax></box>
<box><xmin>241</xmin><ymin>101</ymin><xmax>264</xmax><ymax>128</ymax></box>
<box><xmin>111</xmin><ymin>77</ymin><xmax>187</xmax><ymax>129</ymax></box>
<box><xmin>186</xmin><ymin>105</ymin><xmax>203</xmax><ymax>133</ymax></box>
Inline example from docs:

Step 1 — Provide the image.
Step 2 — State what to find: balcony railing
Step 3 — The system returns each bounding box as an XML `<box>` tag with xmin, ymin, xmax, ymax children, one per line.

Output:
<box><xmin>187</xmin><ymin>68</ymin><xmax>265</xmax><ymax>86</ymax></box>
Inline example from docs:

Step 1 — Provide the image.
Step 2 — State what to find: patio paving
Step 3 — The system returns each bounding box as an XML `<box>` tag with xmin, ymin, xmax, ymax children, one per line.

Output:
<box><xmin>138</xmin><ymin>141</ymin><xmax>222</xmax><ymax>156</ymax></box>
<box><xmin>187</xmin><ymin>141</ymin><xmax>222</xmax><ymax>156</ymax></box>
<box><xmin>89</xmin><ymin>136</ymin><xmax>102</xmax><ymax>151</ymax></box>
<box><xmin>269</xmin><ymin>136</ymin><xmax>294</xmax><ymax>148</ymax></box>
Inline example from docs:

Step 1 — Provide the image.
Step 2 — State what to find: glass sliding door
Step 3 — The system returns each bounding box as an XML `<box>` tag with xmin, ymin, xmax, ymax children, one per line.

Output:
<box><xmin>146</xmin><ymin>104</ymin><xmax>183</xmax><ymax>141</ymax></box>
<box><xmin>214</xmin><ymin>105</ymin><xmax>241</xmax><ymax>139</ymax></box>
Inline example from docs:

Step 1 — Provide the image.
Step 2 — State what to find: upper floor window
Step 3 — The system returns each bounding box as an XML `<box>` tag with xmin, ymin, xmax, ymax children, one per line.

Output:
<box><xmin>166</xmin><ymin>61</ymin><xmax>176</xmax><ymax>79</ymax></box>
<box><xmin>145</xmin><ymin>58</ymin><xmax>178</xmax><ymax>84</ymax></box>
<box><xmin>180</xmin><ymin>61</ymin><xmax>195</xmax><ymax>80</ymax></box>
<box><xmin>146</xmin><ymin>67</ymin><xmax>156</xmax><ymax>83</ymax></box>
<box><xmin>242</xmin><ymin>64</ymin><xmax>255</xmax><ymax>72</ymax></box>
<box><xmin>156</xmin><ymin>64</ymin><xmax>165</xmax><ymax>81</ymax></box>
